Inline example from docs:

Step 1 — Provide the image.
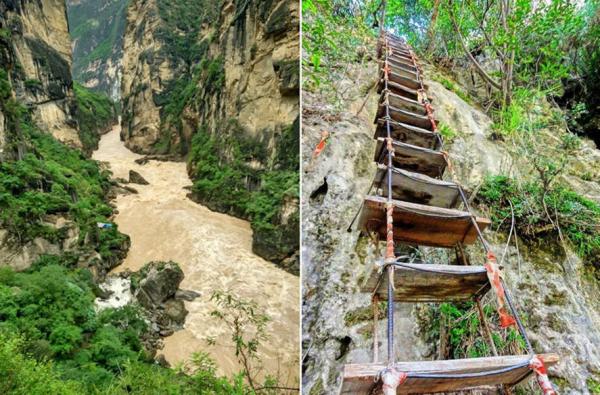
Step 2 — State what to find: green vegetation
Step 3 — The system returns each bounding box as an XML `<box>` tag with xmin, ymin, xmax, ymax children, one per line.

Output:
<box><xmin>188</xmin><ymin>119</ymin><xmax>299</xmax><ymax>264</ymax></box>
<box><xmin>587</xmin><ymin>377</ymin><xmax>600</xmax><ymax>394</ymax></box>
<box><xmin>74</xmin><ymin>82</ymin><xmax>117</xmax><ymax>153</ymax></box>
<box><xmin>437</xmin><ymin>122</ymin><xmax>457</xmax><ymax>142</ymax></box>
<box><xmin>0</xmin><ymin>292</ymin><xmax>252</xmax><ymax>394</ymax></box>
<box><xmin>1</xmin><ymin>68</ymin><xmax>126</xmax><ymax>270</ymax></box>
<box><xmin>432</xmin><ymin>75</ymin><xmax>471</xmax><ymax>104</ymax></box>
<box><xmin>302</xmin><ymin>0</ymin><xmax>377</xmax><ymax>105</ymax></box>
<box><xmin>155</xmin><ymin>0</ymin><xmax>222</xmax><ymax>67</ymax></box>
<box><xmin>0</xmin><ymin>123</ymin><xmax>127</xmax><ymax>264</ymax></box>
<box><xmin>67</xmin><ymin>0</ymin><xmax>129</xmax><ymax>95</ymax></box>
<box><xmin>479</xmin><ymin>175</ymin><xmax>600</xmax><ymax>271</ymax></box>
<box><xmin>420</xmin><ymin>302</ymin><xmax>525</xmax><ymax>360</ymax></box>
<box><xmin>156</xmin><ymin>56</ymin><xmax>224</xmax><ymax>154</ymax></box>
<box><xmin>0</xmin><ymin>264</ymin><xmax>147</xmax><ymax>391</ymax></box>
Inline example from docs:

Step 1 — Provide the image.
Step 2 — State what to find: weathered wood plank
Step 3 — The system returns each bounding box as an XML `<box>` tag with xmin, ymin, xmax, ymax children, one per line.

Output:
<box><xmin>380</xmin><ymin>69</ymin><xmax>421</xmax><ymax>90</ymax></box>
<box><xmin>379</xmin><ymin>104</ymin><xmax>436</xmax><ymax>130</ymax></box>
<box><xmin>371</xmin><ymin>165</ymin><xmax>461</xmax><ymax>208</ymax></box>
<box><xmin>374</xmin><ymin>138</ymin><xmax>447</xmax><ymax>178</ymax></box>
<box><xmin>374</xmin><ymin>119</ymin><xmax>440</xmax><ymax>150</ymax></box>
<box><xmin>357</xmin><ymin>196</ymin><xmax>491</xmax><ymax>247</ymax></box>
<box><xmin>378</xmin><ymin>91</ymin><xmax>425</xmax><ymax>116</ymax></box>
<box><xmin>340</xmin><ymin>354</ymin><xmax>559</xmax><ymax>394</ymax></box>
<box><xmin>377</xmin><ymin>78</ymin><xmax>420</xmax><ymax>100</ymax></box>
<box><xmin>380</xmin><ymin>57</ymin><xmax>418</xmax><ymax>72</ymax></box>
<box><xmin>360</xmin><ymin>262</ymin><xmax>490</xmax><ymax>302</ymax></box>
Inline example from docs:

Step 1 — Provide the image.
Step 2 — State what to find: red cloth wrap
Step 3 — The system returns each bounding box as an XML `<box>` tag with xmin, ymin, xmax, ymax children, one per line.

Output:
<box><xmin>385</xmin><ymin>203</ymin><xmax>394</xmax><ymax>259</ymax></box>
<box><xmin>530</xmin><ymin>356</ymin><xmax>557</xmax><ymax>395</ymax></box>
<box><xmin>484</xmin><ymin>251</ymin><xmax>516</xmax><ymax>328</ymax></box>
<box><xmin>381</xmin><ymin>369</ymin><xmax>408</xmax><ymax>394</ymax></box>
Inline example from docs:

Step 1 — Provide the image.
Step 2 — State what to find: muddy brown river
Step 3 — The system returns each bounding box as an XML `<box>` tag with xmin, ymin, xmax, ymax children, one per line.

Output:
<box><xmin>93</xmin><ymin>125</ymin><xmax>299</xmax><ymax>383</ymax></box>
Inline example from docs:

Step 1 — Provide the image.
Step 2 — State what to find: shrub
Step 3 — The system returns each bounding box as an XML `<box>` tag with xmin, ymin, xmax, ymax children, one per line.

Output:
<box><xmin>478</xmin><ymin>175</ymin><xmax>600</xmax><ymax>269</ymax></box>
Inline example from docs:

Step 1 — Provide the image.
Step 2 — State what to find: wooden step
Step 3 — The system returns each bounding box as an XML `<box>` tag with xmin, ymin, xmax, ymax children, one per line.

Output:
<box><xmin>378</xmin><ymin>46</ymin><xmax>413</xmax><ymax>61</ymax></box>
<box><xmin>379</xmin><ymin>91</ymin><xmax>425</xmax><ymax>116</ymax></box>
<box><xmin>340</xmin><ymin>354</ymin><xmax>559</xmax><ymax>394</ymax></box>
<box><xmin>377</xmin><ymin>78</ymin><xmax>419</xmax><ymax>100</ymax></box>
<box><xmin>385</xmin><ymin>44</ymin><xmax>412</xmax><ymax>57</ymax></box>
<box><xmin>372</xmin><ymin>164</ymin><xmax>461</xmax><ymax>208</ymax></box>
<box><xmin>374</xmin><ymin>138</ymin><xmax>446</xmax><ymax>178</ymax></box>
<box><xmin>384</xmin><ymin>54</ymin><xmax>418</xmax><ymax>70</ymax></box>
<box><xmin>382</xmin><ymin>57</ymin><xmax>418</xmax><ymax>72</ymax></box>
<box><xmin>380</xmin><ymin>69</ymin><xmax>421</xmax><ymax>90</ymax></box>
<box><xmin>374</xmin><ymin>119</ymin><xmax>441</xmax><ymax>150</ymax></box>
<box><xmin>361</xmin><ymin>262</ymin><xmax>490</xmax><ymax>302</ymax></box>
<box><xmin>377</xmin><ymin>104</ymin><xmax>435</xmax><ymax>130</ymax></box>
<box><xmin>380</xmin><ymin>60</ymin><xmax>419</xmax><ymax>80</ymax></box>
<box><xmin>357</xmin><ymin>196</ymin><xmax>491</xmax><ymax>247</ymax></box>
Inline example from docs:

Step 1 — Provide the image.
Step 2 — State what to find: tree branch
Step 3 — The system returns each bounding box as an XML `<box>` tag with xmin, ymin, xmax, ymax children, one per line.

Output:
<box><xmin>447</xmin><ymin>1</ymin><xmax>502</xmax><ymax>90</ymax></box>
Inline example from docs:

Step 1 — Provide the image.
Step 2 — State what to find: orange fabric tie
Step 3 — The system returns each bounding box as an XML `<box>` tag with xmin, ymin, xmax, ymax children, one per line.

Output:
<box><xmin>530</xmin><ymin>356</ymin><xmax>557</xmax><ymax>395</ymax></box>
<box><xmin>312</xmin><ymin>131</ymin><xmax>329</xmax><ymax>158</ymax></box>
<box><xmin>484</xmin><ymin>251</ymin><xmax>517</xmax><ymax>328</ymax></box>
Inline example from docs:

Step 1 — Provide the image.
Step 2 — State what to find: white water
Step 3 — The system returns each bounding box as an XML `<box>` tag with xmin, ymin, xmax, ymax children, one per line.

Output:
<box><xmin>94</xmin><ymin>277</ymin><xmax>132</xmax><ymax>311</ymax></box>
<box><xmin>92</xmin><ymin>125</ymin><xmax>299</xmax><ymax>382</ymax></box>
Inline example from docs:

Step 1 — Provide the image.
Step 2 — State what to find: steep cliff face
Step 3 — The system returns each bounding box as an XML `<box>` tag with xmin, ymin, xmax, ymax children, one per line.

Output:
<box><xmin>0</xmin><ymin>0</ymin><xmax>80</xmax><ymax>148</ymax></box>
<box><xmin>302</xmin><ymin>50</ymin><xmax>600</xmax><ymax>393</ymax></box>
<box><xmin>0</xmin><ymin>0</ymin><xmax>128</xmax><ymax>278</ymax></box>
<box><xmin>67</xmin><ymin>0</ymin><xmax>128</xmax><ymax>101</ymax></box>
<box><xmin>121</xmin><ymin>0</ymin><xmax>300</xmax><ymax>271</ymax></box>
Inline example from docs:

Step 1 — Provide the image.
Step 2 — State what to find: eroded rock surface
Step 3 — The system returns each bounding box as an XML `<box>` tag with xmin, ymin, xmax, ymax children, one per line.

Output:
<box><xmin>302</xmin><ymin>48</ymin><xmax>600</xmax><ymax>394</ymax></box>
<box><xmin>0</xmin><ymin>0</ymin><xmax>80</xmax><ymax>147</ymax></box>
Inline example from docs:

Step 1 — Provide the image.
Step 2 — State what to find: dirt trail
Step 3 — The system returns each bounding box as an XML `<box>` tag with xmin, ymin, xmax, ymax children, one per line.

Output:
<box><xmin>93</xmin><ymin>125</ymin><xmax>299</xmax><ymax>381</ymax></box>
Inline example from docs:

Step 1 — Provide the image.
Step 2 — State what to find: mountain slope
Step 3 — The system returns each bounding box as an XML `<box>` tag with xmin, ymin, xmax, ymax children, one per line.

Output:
<box><xmin>67</xmin><ymin>0</ymin><xmax>128</xmax><ymax>100</ymax></box>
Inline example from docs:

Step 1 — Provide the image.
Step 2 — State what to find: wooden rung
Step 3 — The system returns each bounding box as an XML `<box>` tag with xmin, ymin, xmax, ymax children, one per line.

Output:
<box><xmin>382</xmin><ymin>57</ymin><xmax>418</xmax><ymax>72</ymax></box>
<box><xmin>377</xmin><ymin>104</ymin><xmax>434</xmax><ymax>131</ymax></box>
<box><xmin>340</xmin><ymin>354</ymin><xmax>559</xmax><ymax>394</ymax></box>
<box><xmin>374</xmin><ymin>138</ymin><xmax>446</xmax><ymax>178</ymax></box>
<box><xmin>372</xmin><ymin>164</ymin><xmax>461</xmax><ymax>208</ymax></box>
<box><xmin>383</xmin><ymin>54</ymin><xmax>417</xmax><ymax>70</ymax></box>
<box><xmin>377</xmin><ymin>79</ymin><xmax>419</xmax><ymax>100</ymax></box>
<box><xmin>380</xmin><ymin>69</ymin><xmax>421</xmax><ymax>90</ymax></box>
<box><xmin>374</xmin><ymin>119</ymin><xmax>440</xmax><ymax>150</ymax></box>
<box><xmin>361</xmin><ymin>262</ymin><xmax>490</xmax><ymax>302</ymax></box>
<box><xmin>357</xmin><ymin>196</ymin><xmax>491</xmax><ymax>247</ymax></box>
<box><xmin>378</xmin><ymin>91</ymin><xmax>425</xmax><ymax>116</ymax></box>
<box><xmin>381</xmin><ymin>62</ymin><xmax>419</xmax><ymax>82</ymax></box>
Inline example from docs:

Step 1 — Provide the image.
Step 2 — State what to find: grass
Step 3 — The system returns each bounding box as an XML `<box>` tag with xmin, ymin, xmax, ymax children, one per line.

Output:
<box><xmin>433</xmin><ymin>75</ymin><xmax>472</xmax><ymax>104</ymax></box>
<box><xmin>438</xmin><ymin>122</ymin><xmax>457</xmax><ymax>142</ymax></box>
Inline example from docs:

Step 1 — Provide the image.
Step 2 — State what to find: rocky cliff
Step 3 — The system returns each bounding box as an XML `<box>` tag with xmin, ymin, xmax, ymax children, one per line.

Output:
<box><xmin>0</xmin><ymin>0</ymin><xmax>128</xmax><ymax>278</ymax></box>
<box><xmin>0</xmin><ymin>0</ymin><xmax>80</xmax><ymax>148</ymax></box>
<box><xmin>302</xmin><ymin>44</ymin><xmax>600</xmax><ymax>393</ymax></box>
<box><xmin>121</xmin><ymin>0</ymin><xmax>299</xmax><ymax>272</ymax></box>
<box><xmin>66</xmin><ymin>0</ymin><xmax>128</xmax><ymax>101</ymax></box>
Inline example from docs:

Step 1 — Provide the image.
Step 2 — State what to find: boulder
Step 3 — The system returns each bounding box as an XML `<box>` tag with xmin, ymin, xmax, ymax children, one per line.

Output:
<box><xmin>175</xmin><ymin>289</ymin><xmax>201</xmax><ymax>301</ymax></box>
<box><xmin>133</xmin><ymin>261</ymin><xmax>184</xmax><ymax>308</ymax></box>
<box><xmin>128</xmin><ymin>170</ymin><xmax>149</xmax><ymax>185</ymax></box>
<box><xmin>164</xmin><ymin>299</ymin><xmax>187</xmax><ymax>325</ymax></box>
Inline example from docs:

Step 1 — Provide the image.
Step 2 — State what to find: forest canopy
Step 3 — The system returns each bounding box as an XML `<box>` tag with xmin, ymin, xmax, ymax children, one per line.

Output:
<box><xmin>303</xmin><ymin>0</ymin><xmax>599</xmax><ymax>140</ymax></box>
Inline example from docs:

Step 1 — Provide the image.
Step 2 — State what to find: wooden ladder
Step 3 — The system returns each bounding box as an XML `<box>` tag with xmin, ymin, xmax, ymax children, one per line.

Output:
<box><xmin>341</xmin><ymin>31</ymin><xmax>559</xmax><ymax>395</ymax></box>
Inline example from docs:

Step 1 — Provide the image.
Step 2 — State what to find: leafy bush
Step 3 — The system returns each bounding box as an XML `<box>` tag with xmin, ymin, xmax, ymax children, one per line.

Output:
<box><xmin>478</xmin><ymin>175</ymin><xmax>600</xmax><ymax>269</ymax></box>
<box><xmin>419</xmin><ymin>301</ymin><xmax>525</xmax><ymax>360</ymax></box>
<box><xmin>74</xmin><ymin>82</ymin><xmax>117</xmax><ymax>153</ymax></box>
<box><xmin>0</xmin><ymin>123</ymin><xmax>128</xmax><ymax>264</ymax></box>
<box><xmin>188</xmin><ymin>120</ymin><xmax>299</xmax><ymax>265</ymax></box>
<box><xmin>0</xmin><ymin>332</ymin><xmax>84</xmax><ymax>395</ymax></box>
